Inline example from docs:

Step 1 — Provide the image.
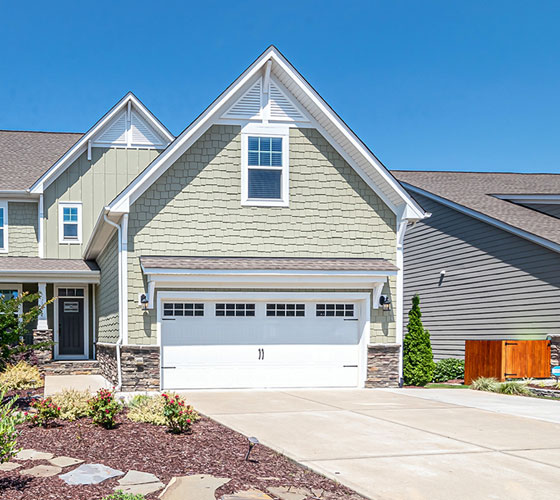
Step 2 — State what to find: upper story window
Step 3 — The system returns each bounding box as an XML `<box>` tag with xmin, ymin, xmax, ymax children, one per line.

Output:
<box><xmin>241</xmin><ymin>124</ymin><xmax>289</xmax><ymax>207</ymax></box>
<box><xmin>59</xmin><ymin>202</ymin><xmax>82</xmax><ymax>244</ymax></box>
<box><xmin>0</xmin><ymin>201</ymin><xmax>7</xmax><ymax>253</ymax></box>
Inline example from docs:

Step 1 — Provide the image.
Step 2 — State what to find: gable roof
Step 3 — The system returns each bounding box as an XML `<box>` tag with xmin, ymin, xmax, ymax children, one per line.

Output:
<box><xmin>29</xmin><ymin>92</ymin><xmax>174</xmax><ymax>194</ymax></box>
<box><xmin>393</xmin><ymin>170</ymin><xmax>560</xmax><ymax>252</ymax></box>
<box><xmin>106</xmin><ymin>46</ymin><xmax>426</xmax><ymax>220</ymax></box>
<box><xmin>0</xmin><ymin>130</ymin><xmax>83</xmax><ymax>191</ymax></box>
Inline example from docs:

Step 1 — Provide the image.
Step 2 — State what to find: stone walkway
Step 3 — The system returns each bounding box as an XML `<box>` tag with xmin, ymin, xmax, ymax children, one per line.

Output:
<box><xmin>3</xmin><ymin>448</ymin><xmax>327</xmax><ymax>499</ymax></box>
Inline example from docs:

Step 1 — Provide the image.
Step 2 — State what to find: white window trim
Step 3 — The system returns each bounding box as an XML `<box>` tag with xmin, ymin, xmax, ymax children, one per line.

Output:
<box><xmin>59</xmin><ymin>202</ymin><xmax>83</xmax><ymax>244</ymax></box>
<box><xmin>0</xmin><ymin>201</ymin><xmax>8</xmax><ymax>253</ymax></box>
<box><xmin>0</xmin><ymin>283</ymin><xmax>23</xmax><ymax>316</ymax></box>
<box><xmin>241</xmin><ymin>123</ymin><xmax>290</xmax><ymax>207</ymax></box>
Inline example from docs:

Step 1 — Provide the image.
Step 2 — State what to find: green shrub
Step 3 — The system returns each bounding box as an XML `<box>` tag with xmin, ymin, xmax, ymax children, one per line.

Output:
<box><xmin>27</xmin><ymin>397</ymin><xmax>61</xmax><ymax>427</ymax></box>
<box><xmin>0</xmin><ymin>387</ymin><xmax>25</xmax><ymax>463</ymax></box>
<box><xmin>403</xmin><ymin>295</ymin><xmax>435</xmax><ymax>386</ymax></box>
<box><xmin>497</xmin><ymin>380</ymin><xmax>531</xmax><ymax>396</ymax></box>
<box><xmin>99</xmin><ymin>491</ymin><xmax>146</xmax><ymax>500</ymax></box>
<box><xmin>127</xmin><ymin>394</ymin><xmax>166</xmax><ymax>426</ymax></box>
<box><xmin>51</xmin><ymin>389</ymin><xmax>91</xmax><ymax>421</ymax></box>
<box><xmin>471</xmin><ymin>377</ymin><xmax>500</xmax><ymax>392</ymax></box>
<box><xmin>433</xmin><ymin>358</ymin><xmax>465</xmax><ymax>383</ymax></box>
<box><xmin>88</xmin><ymin>388</ymin><xmax>122</xmax><ymax>429</ymax></box>
<box><xmin>0</xmin><ymin>361</ymin><xmax>42</xmax><ymax>391</ymax></box>
<box><xmin>162</xmin><ymin>393</ymin><xmax>199</xmax><ymax>434</ymax></box>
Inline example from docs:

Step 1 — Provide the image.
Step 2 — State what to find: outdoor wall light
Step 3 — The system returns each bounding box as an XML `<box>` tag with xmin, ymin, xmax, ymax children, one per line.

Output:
<box><xmin>379</xmin><ymin>295</ymin><xmax>391</xmax><ymax>312</ymax></box>
<box><xmin>140</xmin><ymin>293</ymin><xmax>149</xmax><ymax>311</ymax></box>
<box><xmin>245</xmin><ymin>436</ymin><xmax>260</xmax><ymax>462</ymax></box>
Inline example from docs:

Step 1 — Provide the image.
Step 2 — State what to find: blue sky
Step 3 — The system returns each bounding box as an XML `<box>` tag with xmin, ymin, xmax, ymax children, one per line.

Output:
<box><xmin>1</xmin><ymin>1</ymin><xmax>559</xmax><ymax>173</ymax></box>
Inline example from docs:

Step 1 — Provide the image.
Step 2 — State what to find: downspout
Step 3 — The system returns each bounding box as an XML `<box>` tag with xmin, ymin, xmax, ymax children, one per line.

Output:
<box><xmin>103</xmin><ymin>214</ymin><xmax>123</xmax><ymax>391</ymax></box>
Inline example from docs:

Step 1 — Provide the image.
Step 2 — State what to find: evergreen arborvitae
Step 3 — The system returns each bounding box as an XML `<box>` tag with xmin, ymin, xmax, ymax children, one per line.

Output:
<box><xmin>403</xmin><ymin>294</ymin><xmax>435</xmax><ymax>386</ymax></box>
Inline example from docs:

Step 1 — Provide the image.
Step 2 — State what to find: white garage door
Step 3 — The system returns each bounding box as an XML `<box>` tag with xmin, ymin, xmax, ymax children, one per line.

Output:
<box><xmin>161</xmin><ymin>299</ymin><xmax>362</xmax><ymax>390</ymax></box>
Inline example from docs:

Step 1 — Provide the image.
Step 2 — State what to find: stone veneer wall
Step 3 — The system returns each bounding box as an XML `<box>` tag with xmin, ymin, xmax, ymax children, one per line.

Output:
<box><xmin>33</xmin><ymin>329</ymin><xmax>53</xmax><ymax>365</ymax></box>
<box><xmin>97</xmin><ymin>343</ymin><xmax>160</xmax><ymax>391</ymax></box>
<box><xmin>550</xmin><ymin>336</ymin><xmax>560</xmax><ymax>369</ymax></box>
<box><xmin>366</xmin><ymin>343</ymin><xmax>400</xmax><ymax>387</ymax></box>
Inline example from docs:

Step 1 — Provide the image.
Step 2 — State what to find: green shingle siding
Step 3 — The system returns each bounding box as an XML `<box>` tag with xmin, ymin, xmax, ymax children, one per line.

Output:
<box><xmin>126</xmin><ymin>125</ymin><xmax>397</xmax><ymax>344</ymax></box>
<box><xmin>96</xmin><ymin>232</ymin><xmax>119</xmax><ymax>343</ymax></box>
<box><xmin>8</xmin><ymin>202</ymin><xmax>38</xmax><ymax>257</ymax></box>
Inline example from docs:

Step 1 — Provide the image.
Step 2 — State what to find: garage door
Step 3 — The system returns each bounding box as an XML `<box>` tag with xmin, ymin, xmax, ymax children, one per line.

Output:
<box><xmin>161</xmin><ymin>299</ymin><xmax>362</xmax><ymax>389</ymax></box>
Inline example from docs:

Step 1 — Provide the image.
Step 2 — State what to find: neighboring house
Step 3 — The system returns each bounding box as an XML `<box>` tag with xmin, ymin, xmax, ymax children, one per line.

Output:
<box><xmin>394</xmin><ymin>170</ymin><xmax>560</xmax><ymax>360</ymax></box>
<box><xmin>0</xmin><ymin>46</ymin><xmax>426</xmax><ymax>390</ymax></box>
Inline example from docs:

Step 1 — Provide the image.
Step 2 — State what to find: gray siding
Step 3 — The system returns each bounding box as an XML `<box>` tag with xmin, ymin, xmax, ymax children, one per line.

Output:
<box><xmin>403</xmin><ymin>192</ymin><xmax>560</xmax><ymax>360</ymax></box>
<box><xmin>521</xmin><ymin>203</ymin><xmax>560</xmax><ymax>219</ymax></box>
<box><xmin>96</xmin><ymin>232</ymin><xmax>119</xmax><ymax>343</ymax></box>
<box><xmin>8</xmin><ymin>202</ymin><xmax>38</xmax><ymax>256</ymax></box>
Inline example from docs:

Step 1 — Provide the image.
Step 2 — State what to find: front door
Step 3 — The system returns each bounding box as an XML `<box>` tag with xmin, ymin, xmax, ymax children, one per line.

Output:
<box><xmin>58</xmin><ymin>292</ymin><xmax>85</xmax><ymax>357</ymax></box>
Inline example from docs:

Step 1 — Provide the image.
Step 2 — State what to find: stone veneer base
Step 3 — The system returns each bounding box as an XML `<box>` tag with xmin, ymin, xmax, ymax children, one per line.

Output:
<box><xmin>366</xmin><ymin>343</ymin><xmax>400</xmax><ymax>388</ymax></box>
<box><xmin>97</xmin><ymin>343</ymin><xmax>160</xmax><ymax>391</ymax></box>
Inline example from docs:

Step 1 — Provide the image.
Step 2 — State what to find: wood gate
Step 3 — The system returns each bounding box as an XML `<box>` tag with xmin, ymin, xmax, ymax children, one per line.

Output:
<box><xmin>464</xmin><ymin>340</ymin><xmax>551</xmax><ymax>385</ymax></box>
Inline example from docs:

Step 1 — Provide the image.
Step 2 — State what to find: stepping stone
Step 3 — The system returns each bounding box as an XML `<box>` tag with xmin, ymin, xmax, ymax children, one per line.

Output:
<box><xmin>15</xmin><ymin>449</ymin><xmax>54</xmax><ymax>461</ymax></box>
<box><xmin>0</xmin><ymin>462</ymin><xmax>21</xmax><ymax>471</ymax></box>
<box><xmin>267</xmin><ymin>486</ymin><xmax>312</xmax><ymax>500</ymax></box>
<box><xmin>20</xmin><ymin>465</ymin><xmax>62</xmax><ymax>478</ymax></box>
<box><xmin>222</xmin><ymin>489</ymin><xmax>272</xmax><ymax>499</ymax></box>
<box><xmin>159</xmin><ymin>474</ymin><xmax>230</xmax><ymax>500</ymax></box>
<box><xmin>59</xmin><ymin>463</ymin><xmax>124</xmax><ymax>485</ymax></box>
<box><xmin>48</xmin><ymin>456</ymin><xmax>84</xmax><ymax>468</ymax></box>
<box><xmin>115</xmin><ymin>470</ymin><xmax>165</xmax><ymax>496</ymax></box>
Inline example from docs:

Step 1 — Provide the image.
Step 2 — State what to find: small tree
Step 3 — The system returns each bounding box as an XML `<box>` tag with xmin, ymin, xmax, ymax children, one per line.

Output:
<box><xmin>403</xmin><ymin>294</ymin><xmax>435</xmax><ymax>386</ymax></box>
<box><xmin>0</xmin><ymin>292</ymin><xmax>53</xmax><ymax>370</ymax></box>
<box><xmin>0</xmin><ymin>386</ymin><xmax>25</xmax><ymax>463</ymax></box>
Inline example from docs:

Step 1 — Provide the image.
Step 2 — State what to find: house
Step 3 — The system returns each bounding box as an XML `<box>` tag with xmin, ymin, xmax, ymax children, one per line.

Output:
<box><xmin>0</xmin><ymin>46</ymin><xmax>427</xmax><ymax>391</ymax></box>
<box><xmin>393</xmin><ymin>170</ymin><xmax>560</xmax><ymax>360</ymax></box>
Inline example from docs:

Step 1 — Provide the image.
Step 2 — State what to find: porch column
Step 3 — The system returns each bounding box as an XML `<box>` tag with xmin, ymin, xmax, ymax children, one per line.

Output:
<box><xmin>37</xmin><ymin>282</ymin><xmax>48</xmax><ymax>330</ymax></box>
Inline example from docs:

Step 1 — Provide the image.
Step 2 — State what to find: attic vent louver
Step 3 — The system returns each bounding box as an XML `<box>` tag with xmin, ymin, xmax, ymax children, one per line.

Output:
<box><xmin>95</xmin><ymin>111</ymin><xmax>128</xmax><ymax>144</ymax></box>
<box><xmin>131</xmin><ymin>111</ymin><xmax>163</xmax><ymax>145</ymax></box>
<box><xmin>269</xmin><ymin>81</ymin><xmax>308</xmax><ymax>122</ymax></box>
<box><xmin>224</xmin><ymin>79</ymin><xmax>262</xmax><ymax>119</ymax></box>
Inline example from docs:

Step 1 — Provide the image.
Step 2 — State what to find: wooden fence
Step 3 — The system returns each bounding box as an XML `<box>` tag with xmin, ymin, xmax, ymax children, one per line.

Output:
<box><xmin>464</xmin><ymin>340</ymin><xmax>551</xmax><ymax>385</ymax></box>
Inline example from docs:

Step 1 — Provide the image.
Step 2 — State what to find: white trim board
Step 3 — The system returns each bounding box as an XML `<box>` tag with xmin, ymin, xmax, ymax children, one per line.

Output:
<box><xmin>403</xmin><ymin>183</ymin><xmax>560</xmax><ymax>255</ymax></box>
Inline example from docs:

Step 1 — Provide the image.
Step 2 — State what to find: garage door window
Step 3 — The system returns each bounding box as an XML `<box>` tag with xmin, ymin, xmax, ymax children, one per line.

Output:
<box><xmin>163</xmin><ymin>303</ymin><xmax>204</xmax><ymax>317</ymax></box>
<box><xmin>316</xmin><ymin>304</ymin><xmax>354</xmax><ymax>317</ymax></box>
<box><xmin>266</xmin><ymin>303</ymin><xmax>305</xmax><ymax>317</ymax></box>
<box><xmin>216</xmin><ymin>303</ymin><xmax>255</xmax><ymax>317</ymax></box>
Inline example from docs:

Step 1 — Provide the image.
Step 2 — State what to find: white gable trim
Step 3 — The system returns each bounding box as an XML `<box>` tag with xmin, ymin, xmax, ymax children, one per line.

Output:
<box><xmin>29</xmin><ymin>93</ymin><xmax>173</xmax><ymax>194</ymax></box>
<box><xmin>107</xmin><ymin>47</ymin><xmax>426</xmax><ymax>219</ymax></box>
<box><xmin>403</xmin><ymin>183</ymin><xmax>560</xmax><ymax>255</ymax></box>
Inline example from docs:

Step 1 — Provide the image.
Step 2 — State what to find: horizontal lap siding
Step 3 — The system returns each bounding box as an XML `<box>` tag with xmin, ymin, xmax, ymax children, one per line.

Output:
<box><xmin>403</xmin><ymin>193</ymin><xmax>560</xmax><ymax>360</ymax></box>
<box><xmin>127</xmin><ymin>125</ymin><xmax>397</xmax><ymax>345</ymax></box>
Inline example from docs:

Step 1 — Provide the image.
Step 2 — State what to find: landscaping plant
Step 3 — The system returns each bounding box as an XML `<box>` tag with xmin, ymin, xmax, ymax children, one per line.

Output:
<box><xmin>0</xmin><ymin>360</ymin><xmax>43</xmax><ymax>391</ymax></box>
<box><xmin>127</xmin><ymin>394</ymin><xmax>167</xmax><ymax>426</ymax></box>
<box><xmin>99</xmin><ymin>492</ymin><xmax>146</xmax><ymax>500</ymax></box>
<box><xmin>88</xmin><ymin>388</ymin><xmax>122</xmax><ymax>429</ymax></box>
<box><xmin>0</xmin><ymin>387</ymin><xmax>25</xmax><ymax>463</ymax></box>
<box><xmin>497</xmin><ymin>380</ymin><xmax>531</xmax><ymax>396</ymax></box>
<box><xmin>403</xmin><ymin>294</ymin><xmax>435</xmax><ymax>386</ymax></box>
<box><xmin>52</xmin><ymin>389</ymin><xmax>91</xmax><ymax>421</ymax></box>
<box><xmin>27</xmin><ymin>397</ymin><xmax>61</xmax><ymax>427</ymax></box>
<box><xmin>162</xmin><ymin>393</ymin><xmax>199</xmax><ymax>433</ymax></box>
<box><xmin>432</xmin><ymin>358</ymin><xmax>465</xmax><ymax>383</ymax></box>
<box><xmin>470</xmin><ymin>377</ymin><xmax>500</xmax><ymax>392</ymax></box>
<box><xmin>0</xmin><ymin>291</ymin><xmax>53</xmax><ymax>369</ymax></box>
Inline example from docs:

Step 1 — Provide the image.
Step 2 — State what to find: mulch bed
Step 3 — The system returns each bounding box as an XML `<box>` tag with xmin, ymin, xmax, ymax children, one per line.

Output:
<box><xmin>0</xmin><ymin>409</ymin><xmax>364</xmax><ymax>500</ymax></box>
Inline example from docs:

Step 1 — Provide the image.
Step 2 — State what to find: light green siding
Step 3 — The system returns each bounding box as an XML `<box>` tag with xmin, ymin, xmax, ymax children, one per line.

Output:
<box><xmin>96</xmin><ymin>232</ymin><xmax>119</xmax><ymax>343</ymax></box>
<box><xmin>126</xmin><ymin>125</ymin><xmax>397</xmax><ymax>345</ymax></box>
<box><xmin>43</xmin><ymin>147</ymin><xmax>159</xmax><ymax>258</ymax></box>
<box><xmin>8</xmin><ymin>202</ymin><xmax>38</xmax><ymax>257</ymax></box>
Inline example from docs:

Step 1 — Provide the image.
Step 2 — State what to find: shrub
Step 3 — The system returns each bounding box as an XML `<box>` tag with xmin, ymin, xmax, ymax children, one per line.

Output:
<box><xmin>0</xmin><ymin>387</ymin><xmax>25</xmax><ymax>463</ymax></box>
<box><xmin>403</xmin><ymin>295</ymin><xmax>435</xmax><ymax>386</ymax></box>
<box><xmin>127</xmin><ymin>394</ymin><xmax>166</xmax><ymax>426</ymax></box>
<box><xmin>432</xmin><ymin>358</ymin><xmax>465</xmax><ymax>383</ymax></box>
<box><xmin>51</xmin><ymin>389</ymin><xmax>91</xmax><ymax>421</ymax></box>
<box><xmin>471</xmin><ymin>377</ymin><xmax>500</xmax><ymax>392</ymax></box>
<box><xmin>162</xmin><ymin>393</ymin><xmax>199</xmax><ymax>433</ymax></box>
<box><xmin>0</xmin><ymin>361</ymin><xmax>43</xmax><ymax>392</ymax></box>
<box><xmin>88</xmin><ymin>388</ymin><xmax>122</xmax><ymax>429</ymax></box>
<box><xmin>99</xmin><ymin>492</ymin><xmax>146</xmax><ymax>500</ymax></box>
<box><xmin>27</xmin><ymin>397</ymin><xmax>61</xmax><ymax>427</ymax></box>
<box><xmin>497</xmin><ymin>380</ymin><xmax>531</xmax><ymax>396</ymax></box>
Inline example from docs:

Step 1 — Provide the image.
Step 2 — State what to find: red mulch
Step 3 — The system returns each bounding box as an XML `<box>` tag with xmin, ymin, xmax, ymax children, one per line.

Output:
<box><xmin>0</xmin><ymin>410</ymin><xmax>363</xmax><ymax>500</ymax></box>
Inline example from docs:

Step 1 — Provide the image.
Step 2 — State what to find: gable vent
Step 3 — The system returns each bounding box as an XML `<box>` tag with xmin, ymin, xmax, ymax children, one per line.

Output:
<box><xmin>269</xmin><ymin>81</ymin><xmax>308</xmax><ymax>122</ymax></box>
<box><xmin>95</xmin><ymin>111</ymin><xmax>127</xmax><ymax>144</ymax></box>
<box><xmin>223</xmin><ymin>79</ymin><xmax>262</xmax><ymax>119</ymax></box>
<box><xmin>131</xmin><ymin>111</ymin><xmax>164</xmax><ymax>146</ymax></box>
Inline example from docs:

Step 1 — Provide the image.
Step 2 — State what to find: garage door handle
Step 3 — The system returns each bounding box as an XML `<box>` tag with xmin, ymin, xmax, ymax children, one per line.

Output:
<box><xmin>344</xmin><ymin>318</ymin><xmax>359</xmax><ymax>321</ymax></box>
<box><xmin>162</xmin><ymin>366</ymin><xmax>176</xmax><ymax>369</ymax></box>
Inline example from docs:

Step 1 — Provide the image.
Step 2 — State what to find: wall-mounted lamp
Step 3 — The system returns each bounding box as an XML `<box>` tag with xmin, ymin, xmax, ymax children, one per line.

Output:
<box><xmin>139</xmin><ymin>293</ymin><xmax>149</xmax><ymax>311</ymax></box>
<box><xmin>379</xmin><ymin>295</ymin><xmax>391</xmax><ymax>312</ymax></box>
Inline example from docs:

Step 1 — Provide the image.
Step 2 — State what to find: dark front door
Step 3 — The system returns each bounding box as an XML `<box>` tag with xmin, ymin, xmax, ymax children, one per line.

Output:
<box><xmin>58</xmin><ymin>297</ymin><xmax>84</xmax><ymax>356</ymax></box>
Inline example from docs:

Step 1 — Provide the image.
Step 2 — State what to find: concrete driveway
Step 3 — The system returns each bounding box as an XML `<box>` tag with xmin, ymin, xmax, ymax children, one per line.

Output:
<box><xmin>181</xmin><ymin>388</ymin><xmax>560</xmax><ymax>500</ymax></box>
